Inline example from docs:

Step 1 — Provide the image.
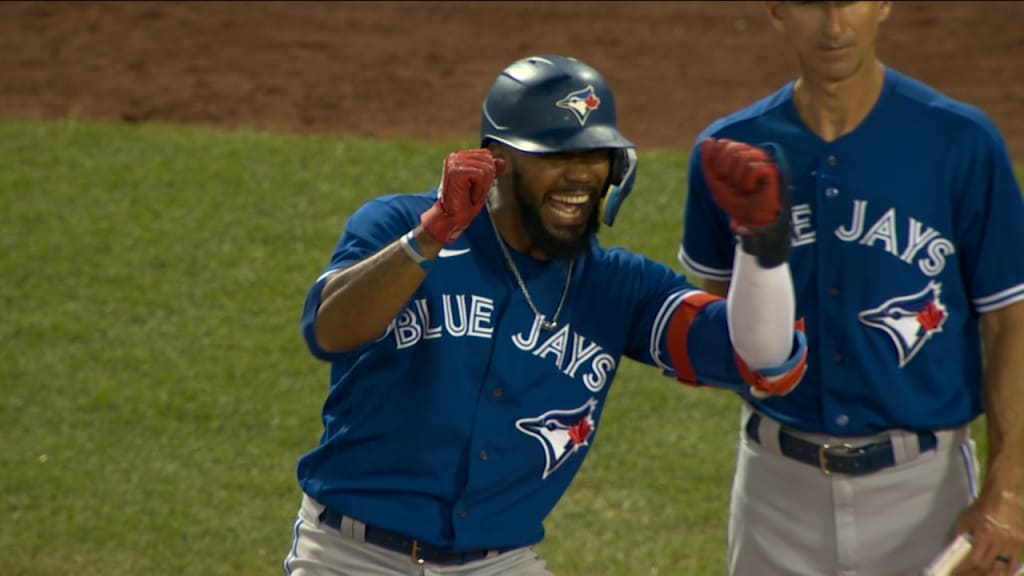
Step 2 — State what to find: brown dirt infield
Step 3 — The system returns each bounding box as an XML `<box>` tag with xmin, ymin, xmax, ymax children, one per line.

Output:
<box><xmin>0</xmin><ymin>1</ymin><xmax>1021</xmax><ymax>157</ymax></box>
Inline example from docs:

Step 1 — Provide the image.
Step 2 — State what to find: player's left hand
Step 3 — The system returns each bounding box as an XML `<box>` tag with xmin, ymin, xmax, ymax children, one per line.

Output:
<box><xmin>700</xmin><ymin>137</ymin><xmax>792</xmax><ymax>268</ymax></box>
<box><xmin>700</xmin><ymin>137</ymin><xmax>781</xmax><ymax>233</ymax></box>
<box><xmin>951</xmin><ymin>488</ymin><xmax>1024</xmax><ymax>575</ymax></box>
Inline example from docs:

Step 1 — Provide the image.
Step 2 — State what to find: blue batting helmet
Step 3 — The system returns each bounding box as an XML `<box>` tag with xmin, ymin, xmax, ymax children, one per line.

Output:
<box><xmin>480</xmin><ymin>55</ymin><xmax>638</xmax><ymax>226</ymax></box>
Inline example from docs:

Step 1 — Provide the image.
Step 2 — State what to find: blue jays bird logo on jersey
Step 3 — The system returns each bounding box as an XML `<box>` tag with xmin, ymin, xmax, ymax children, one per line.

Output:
<box><xmin>556</xmin><ymin>85</ymin><xmax>601</xmax><ymax>126</ymax></box>
<box><xmin>516</xmin><ymin>399</ymin><xmax>597</xmax><ymax>479</ymax></box>
<box><xmin>858</xmin><ymin>281</ymin><xmax>948</xmax><ymax>368</ymax></box>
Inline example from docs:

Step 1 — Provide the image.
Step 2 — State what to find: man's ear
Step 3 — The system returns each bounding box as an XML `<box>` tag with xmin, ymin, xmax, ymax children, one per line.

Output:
<box><xmin>765</xmin><ymin>1</ymin><xmax>784</xmax><ymax>32</ymax></box>
<box><xmin>486</xmin><ymin>141</ymin><xmax>504</xmax><ymax>160</ymax></box>
<box><xmin>487</xmin><ymin>142</ymin><xmax>510</xmax><ymax>171</ymax></box>
<box><xmin>878</xmin><ymin>1</ymin><xmax>892</xmax><ymax>24</ymax></box>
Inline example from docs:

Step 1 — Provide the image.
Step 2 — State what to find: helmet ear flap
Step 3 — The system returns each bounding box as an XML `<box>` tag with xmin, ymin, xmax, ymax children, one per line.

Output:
<box><xmin>601</xmin><ymin>147</ymin><xmax>638</xmax><ymax>226</ymax></box>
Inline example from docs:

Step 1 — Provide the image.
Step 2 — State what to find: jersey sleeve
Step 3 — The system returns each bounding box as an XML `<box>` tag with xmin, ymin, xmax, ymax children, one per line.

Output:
<box><xmin>611</xmin><ymin>250</ymin><xmax>700</xmax><ymax>369</ymax></box>
<box><xmin>679</xmin><ymin>142</ymin><xmax>736</xmax><ymax>282</ymax></box>
<box><xmin>622</xmin><ymin>252</ymin><xmax>807</xmax><ymax>394</ymax></box>
<box><xmin>955</xmin><ymin>119</ymin><xmax>1024</xmax><ymax>313</ymax></box>
<box><xmin>300</xmin><ymin>195</ymin><xmax>421</xmax><ymax>361</ymax></box>
<box><xmin>664</xmin><ymin>298</ymin><xmax>808</xmax><ymax>397</ymax></box>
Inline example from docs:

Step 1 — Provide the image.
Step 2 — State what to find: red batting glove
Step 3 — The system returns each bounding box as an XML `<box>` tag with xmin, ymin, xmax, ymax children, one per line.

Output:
<box><xmin>420</xmin><ymin>149</ymin><xmax>507</xmax><ymax>244</ymax></box>
<box><xmin>700</xmin><ymin>138</ymin><xmax>781</xmax><ymax>232</ymax></box>
<box><xmin>701</xmin><ymin>137</ymin><xmax>792</xmax><ymax>268</ymax></box>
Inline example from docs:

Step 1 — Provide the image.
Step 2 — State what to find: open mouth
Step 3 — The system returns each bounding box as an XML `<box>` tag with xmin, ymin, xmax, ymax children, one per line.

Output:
<box><xmin>546</xmin><ymin>193</ymin><xmax>592</xmax><ymax>224</ymax></box>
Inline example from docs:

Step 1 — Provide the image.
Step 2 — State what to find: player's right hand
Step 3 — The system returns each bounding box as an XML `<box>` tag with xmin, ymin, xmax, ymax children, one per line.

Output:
<box><xmin>420</xmin><ymin>149</ymin><xmax>506</xmax><ymax>244</ymax></box>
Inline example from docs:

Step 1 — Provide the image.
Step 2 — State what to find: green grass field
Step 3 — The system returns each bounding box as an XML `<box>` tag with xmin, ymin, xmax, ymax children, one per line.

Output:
<box><xmin>0</xmin><ymin>120</ymin><xmax>1010</xmax><ymax>576</ymax></box>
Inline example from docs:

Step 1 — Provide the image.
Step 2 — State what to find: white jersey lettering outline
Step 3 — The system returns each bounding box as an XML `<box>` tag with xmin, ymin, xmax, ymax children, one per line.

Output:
<box><xmin>790</xmin><ymin>199</ymin><xmax>955</xmax><ymax>277</ymax></box>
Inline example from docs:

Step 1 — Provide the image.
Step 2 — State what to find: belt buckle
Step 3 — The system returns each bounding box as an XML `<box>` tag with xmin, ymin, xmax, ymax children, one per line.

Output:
<box><xmin>818</xmin><ymin>442</ymin><xmax>856</xmax><ymax>476</ymax></box>
<box><xmin>411</xmin><ymin>539</ymin><xmax>424</xmax><ymax>565</ymax></box>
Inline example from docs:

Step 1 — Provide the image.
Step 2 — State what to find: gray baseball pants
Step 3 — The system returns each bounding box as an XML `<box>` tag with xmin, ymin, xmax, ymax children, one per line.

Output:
<box><xmin>283</xmin><ymin>494</ymin><xmax>555</xmax><ymax>576</ymax></box>
<box><xmin>728</xmin><ymin>403</ymin><xmax>980</xmax><ymax>576</ymax></box>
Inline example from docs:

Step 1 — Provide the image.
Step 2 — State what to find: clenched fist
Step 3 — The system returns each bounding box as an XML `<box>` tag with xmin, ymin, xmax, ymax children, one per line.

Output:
<box><xmin>700</xmin><ymin>138</ymin><xmax>793</xmax><ymax>268</ymax></box>
<box><xmin>700</xmin><ymin>138</ymin><xmax>782</xmax><ymax>229</ymax></box>
<box><xmin>420</xmin><ymin>149</ymin><xmax>507</xmax><ymax>244</ymax></box>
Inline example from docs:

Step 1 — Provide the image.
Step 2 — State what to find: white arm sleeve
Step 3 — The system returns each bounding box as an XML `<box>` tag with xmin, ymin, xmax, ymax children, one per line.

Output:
<box><xmin>726</xmin><ymin>245</ymin><xmax>795</xmax><ymax>369</ymax></box>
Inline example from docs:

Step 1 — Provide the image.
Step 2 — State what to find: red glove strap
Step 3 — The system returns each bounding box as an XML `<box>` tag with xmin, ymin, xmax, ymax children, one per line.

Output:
<box><xmin>733</xmin><ymin>318</ymin><xmax>807</xmax><ymax>396</ymax></box>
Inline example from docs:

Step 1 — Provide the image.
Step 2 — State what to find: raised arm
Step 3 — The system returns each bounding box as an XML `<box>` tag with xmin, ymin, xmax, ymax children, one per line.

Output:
<box><xmin>703</xmin><ymin>138</ymin><xmax>799</xmax><ymax>370</ymax></box>
<box><xmin>666</xmin><ymin>138</ymin><xmax>806</xmax><ymax>397</ymax></box>
<box><xmin>312</xmin><ymin>226</ymin><xmax>441</xmax><ymax>352</ymax></box>
<box><xmin>310</xmin><ymin>149</ymin><xmax>504</xmax><ymax>353</ymax></box>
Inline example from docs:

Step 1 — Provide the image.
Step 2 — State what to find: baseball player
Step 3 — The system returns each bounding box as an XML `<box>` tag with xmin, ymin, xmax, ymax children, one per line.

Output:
<box><xmin>282</xmin><ymin>54</ymin><xmax>808</xmax><ymax>576</ymax></box>
<box><xmin>678</xmin><ymin>3</ymin><xmax>1024</xmax><ymax>576</ymax></box>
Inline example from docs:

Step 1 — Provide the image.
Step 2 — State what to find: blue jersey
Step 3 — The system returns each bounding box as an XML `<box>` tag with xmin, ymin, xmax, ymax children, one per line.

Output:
<box><xmin>297</xmin><ymin>191</ymin><xmax>804</xmax><ymax>552</ymax></box>
<box><xmin>681</xmin><ymin>67</ymin><xmax>1024</xmax><ymax>436</ymax></box>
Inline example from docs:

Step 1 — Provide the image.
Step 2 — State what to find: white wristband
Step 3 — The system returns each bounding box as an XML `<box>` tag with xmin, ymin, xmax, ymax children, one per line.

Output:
<box><xmin>399</xmin><ymin>231</ymin><xmax>432</xmax><ymax>271</ymax></box>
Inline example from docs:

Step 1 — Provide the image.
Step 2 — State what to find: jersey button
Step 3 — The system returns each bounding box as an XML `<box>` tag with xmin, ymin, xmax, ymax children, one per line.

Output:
<box><xmin>836</xmin><ymin>414</ymin><xmax>850</xmax><ymax>426</ymax></box>
<box><xmin>832</xmin><ymin>352</ymin><xmax>842</xmax><ymax>364</ymax></box>
<box><xmin>825</xmin><ymin>186</ymin><xmax>839</xmax><ymax>198</ymax></box>
<box><xmin>479</xmin><ymin>450</ymin><xmax>489</xmax><ymax>461</ymax></box>
<box><xmin>826</xmin><ymin>155</ymin><xmax>838</xmax><ymax>166</ymax></box>
<box><xmin>458</xmin><ymin>508</ymin><xmax>468</xmax><ymax>519</ymax></box>
<box><xmin>492</xmin><ymin>387</ymin><xmax>504</xmax><ymax>399</ymax></box>
<box><xmin>828</xmin><ymin>287</ymin><xmax>840</xmax><ymax>297</ymax></box>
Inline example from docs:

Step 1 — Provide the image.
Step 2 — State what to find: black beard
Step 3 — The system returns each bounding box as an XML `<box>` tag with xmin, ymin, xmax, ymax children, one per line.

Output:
<box><xmin>512</xmin><ymin>168</ymin><xmax>600</xmax><ymax>261</ymax></box>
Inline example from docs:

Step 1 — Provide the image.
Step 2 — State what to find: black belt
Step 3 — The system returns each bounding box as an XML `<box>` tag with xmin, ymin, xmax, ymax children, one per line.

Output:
<box><xmin>318</xmin><ymin>507</ymin><xmax>501</xmax><ymax>566</ymax></box>
<box><xmin>745</xmin><ymin>412</ymin><xmax>938</xmax><ymax>476</ymax></box>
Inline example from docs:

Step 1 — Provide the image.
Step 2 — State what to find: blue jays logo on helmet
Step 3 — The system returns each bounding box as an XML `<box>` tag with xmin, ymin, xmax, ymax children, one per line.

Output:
<box><xmin>480</xmin><ymin>54</ymin><xmax>638</xmax><ymax>227</ymax></box>
<box><xmin>516</xmin><ymin>398</ymin><xmax>597</xmax><ymax>479</ymax></box>
<box><xmin>858</xmin><ymin>281</ymin><xmax>948</xmax><ymax>367</ymax></box>
<box><xmin>556</xmin><ymin>85</ymin><xmax>602</xmax><ymax>126</ymax></box>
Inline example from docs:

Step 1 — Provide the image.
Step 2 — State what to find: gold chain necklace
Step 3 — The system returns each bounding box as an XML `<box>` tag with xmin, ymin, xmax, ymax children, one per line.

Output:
<box><xmin>485</xmin><ymin>202</ymin><xmax>573</xmax><ymax>331</ymax></box>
